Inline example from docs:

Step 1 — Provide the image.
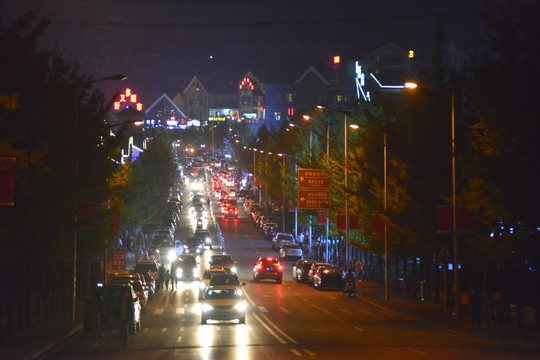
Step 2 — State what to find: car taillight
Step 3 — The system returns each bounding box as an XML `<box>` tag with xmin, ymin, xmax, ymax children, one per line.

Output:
<box><xmin>276</xmin><ymin>264</ymin><xmax>283</xmax><ymax>271</ymax></box>
<box><xmin>257</xmin><ymin>263</ymin><xmax>263</xmax><ymax>269</ymax></box>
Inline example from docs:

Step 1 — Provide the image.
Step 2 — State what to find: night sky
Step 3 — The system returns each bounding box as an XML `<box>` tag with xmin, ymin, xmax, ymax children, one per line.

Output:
<box><xmin>2</xmin><ymin>0</ymin><xmax>487</xmax><ymax>104</ymax></box>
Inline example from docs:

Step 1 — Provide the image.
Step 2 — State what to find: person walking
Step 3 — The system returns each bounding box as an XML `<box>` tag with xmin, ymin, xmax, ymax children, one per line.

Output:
<box><xmin>157</xmin><ymin>263</ymin><xmax>165</xmax><ymax>290</ymax></box>
<box><xmin>356</xmin><ymin>260</ymin><xmax>364</xmax><ymax>281</ymax></box>
<box><xmin>164</xmin><ymin>269</ymin><xmax>170</xmax><ymax>290</ymax></box>
<box><xmin>470</xmin><ymin>288</ymin><xmax>482</xmax><ymax>328</ymax></box>
<box><xmin>170</xmin><ymin>269</ymin><xmax>176</xmax><ymax>290</ymax></box>
<box><xmin>118</xmin><ymin>291</ymin><xmax>131</xmax><ymax>346</ymax></box>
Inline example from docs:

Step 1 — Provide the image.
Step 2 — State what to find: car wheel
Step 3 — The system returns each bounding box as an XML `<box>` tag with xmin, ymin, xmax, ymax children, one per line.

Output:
<box><xmin>277</xmin><ymin>277</ymin><xmax>282</xmax><ymax>284</ymax></box>
<box><xmin>238</xmin><ymin>316</ymin><xmax>246</xmax><ymax>324</ymax></box>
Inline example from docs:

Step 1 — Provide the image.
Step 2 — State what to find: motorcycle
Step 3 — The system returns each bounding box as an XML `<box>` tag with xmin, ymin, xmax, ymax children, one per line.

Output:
<box><xmin>342</xmin><ymin>280</ymin><xmax>356</xmax><ymax>297</ymax></box>
<box><xmin>196</xmin><ymin>217</ymin><xmax>203</xmax><ymax>230</ymax></box>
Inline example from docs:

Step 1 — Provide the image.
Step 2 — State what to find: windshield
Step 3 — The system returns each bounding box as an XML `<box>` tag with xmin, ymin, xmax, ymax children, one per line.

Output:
<box><xmin>212</xmin><ymin>256</ymin><xmax>233</xmax><ymax>265</ymax></box>
<box><xmin>203</xmin><ymin>270</ymin><xmax>225</xmax><ymax>279</ymax></box>
<box><xmin>209</xmin><ymin>275</ymin><xmax>240</xmax><ymax>286</ymax></box>
<box><xmin>206</xmin><ymin>289</ymin><xmax>242</xmax><ymax>299</ymax></box>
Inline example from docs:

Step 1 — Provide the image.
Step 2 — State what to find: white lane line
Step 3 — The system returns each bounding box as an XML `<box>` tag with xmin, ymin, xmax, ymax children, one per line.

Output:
<box><xmin>176</xmin><ymin>307</ymin><xmax>184</xmax><ymax>314</ymax></box>
<box><xmin>302</xmin><ymin>298</ymin><xmax>308</xmax><ymax>302</ymax></box>
<box><xmin>143</xmin><ymin>328</ymin><xmax>150</xmax><ymax>332</ymax></box>
<box><xmin>338</xmin><ymin>308</ymin><xmax>353</xmax><ymax>315</ymax></box>
<box><xmin>279</xmin><ymin>306</ymin><xmax>290</xmax><ymax>313</ymax></box>
<box><xmin>290</xmin><ymin>349</ymin><xmax>302</xmax><ymax>356</ymax></box>
<box><xmin>325</xmin><ymin>296</ymin><xmax>337</xmax><ymax>300</ymax></box>
<box><xmin>244</xmin><ymin>292</ymin><xmax>257</xmax><ymax>307</ymax></box>
<box><xmin>252</xmin><ymin>313</ymin><xmax>287</xmax><ymax>344</ymax></box>
<box><xmin>337</xmin><ymin>318</ymin><xmax>344</xmax><ymax>323</ymax></box>
<box><xmin>359</xmin><ymin>309</ymin><xmax>375</xmax><ymax>316</ymax></box>
<box><xmin>408</xmin><ymin>347</ymin><xmax>426</xmax><ymax>355</ymax></box>
<box><xmin>155</xmin><ymin>308</ymin><xmax>164</xmax><ymax>315</ymax></box>
<box><xmin>161</xmin><ymin>327</ymin><xmax>167</xmax><ymax>332</ymax></box>
<box><xmin>304</xmin><ymin>349</ymin><xmax>316</xmax><ymax>356</ymax></box>
<box><xmin>260</xmin><ymin>313</ymin><xmax>298</xmax><ymax>344</ymax></box>
<box><xmin>319</xmin><ymin>308</ymin><xmax>332</xmax><ymax>315</ymax></box>
<box><xmin>354</xmin><ymin>326</ymin><xmax>365</xmax><ymax>332</ymax></box>
<box><xmin>258</xmin><ymin>306</ymin><xmax>268</xmax><ymax>313</ymax></box>
<box><xmin>177</xmin><ymin>336</ymin><xmax>182</xmax><ymax>342</ymax></box>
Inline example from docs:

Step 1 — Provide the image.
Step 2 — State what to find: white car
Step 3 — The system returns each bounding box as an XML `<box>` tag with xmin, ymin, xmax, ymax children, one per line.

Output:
<box><xmin>272</xmin><ymin>232</ymin><xmax>295</xmax><ymax>251</ymax></box>
<box><xmin>201</xmin><ymin>285</ymin><xmax>247</xmax><ymax>324</ymax></box>
<box><xmin>156</xmin><ymin>240</ymin><xmax>183</xmax><ymax>263</ymax></box>
<box><xmin>279</xmin><ymin>244</ymin><xmax>303</xmax><ymax>260</ymax></box>
<box><xmin>199</xmin><ymin>269</ymin><xmax>227</xmax><ymax>299</ymax></box>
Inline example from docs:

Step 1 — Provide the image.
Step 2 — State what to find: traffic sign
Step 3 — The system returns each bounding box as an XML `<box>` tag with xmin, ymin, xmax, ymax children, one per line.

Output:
<box><xmin>113</xmin><ymin>250</ymin><xmax>126</xmax><ymax>270</ymax></box>
<box><xmin>298</xmin><ymin>189</ymin><xmax>330</xmax><ymax>210</ymax></box>
<box><xmin>298</xmin><ymin>169</ymin><xmax>330</xmax><ymax>189</ymax></box>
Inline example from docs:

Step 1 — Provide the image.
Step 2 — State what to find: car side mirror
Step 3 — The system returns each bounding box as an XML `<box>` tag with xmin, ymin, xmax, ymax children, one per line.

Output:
<box><xmin>242</xmin><ymin>282</ymin><xmax>247</xmax><ymax>286</ymax></box>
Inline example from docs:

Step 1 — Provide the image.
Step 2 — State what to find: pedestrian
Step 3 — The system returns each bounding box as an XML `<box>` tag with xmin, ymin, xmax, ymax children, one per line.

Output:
<box><xmin>164</xmin><ymin>269</ymin><xmax>170</xmax><ymax>290</ymax></box>
<box><xmin>350</xmin><ymin>258</ymin><xmax>356</xmax><ymax>274</ymax></box>
<box><xmin>470</xmin><ymin>288</ymin><xmax>482</xmax><ymax>328</ymax></box>
<box><xmin>170</xmin><ymin>269</ymin><xmax>176</xmax><ymax>290</ymax></box>
<box><xmin>157</xmin><ymin>263</ymin><xmax>165</xmax><ymax>290</ymax></box>
<box><xmin>356</xmin><ymin>260</ymin><xmax>364</xmax><ymax>281</ymax></box>
<box><xmin>118</xmin><ymin>291</ymin><xmax>131</xmax><ymax>346</ymax></box>
<box><xmin>92</xmin><ymin>293</ymin><xmax>106</xmax><ymax>347</ymax></box>
<box><xmin>493</xmin><ymin>290</ymin><xmax>506</xmax><ymax>328</ymax></box>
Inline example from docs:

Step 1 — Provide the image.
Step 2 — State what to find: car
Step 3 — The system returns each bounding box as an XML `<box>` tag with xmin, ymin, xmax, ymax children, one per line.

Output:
<box><xmin>279</xmin><ymin>244</ymin><xmax>303</xmax><ymax>260</ymax></box>
<box><xmin>263</xmin><ymin>224</ymin><xmax>279</xmax><ymax>240</ymax></box>
<box><xmin>312</xmin><ymin>266</ymin><xmax>345</xmax><ymax>290</ymax></box>
<box><xmin>253</xmin><ymin>257</ymin><xmax>283</xmax><ymax>283</ymax></box>
<box><xmin>272</xmin><ymin>232</ymin><xmax>295</xmax><ymax>251</ymax></box>
<box><xmin>293</xmin><ymin>259</ymin><xmax>314</xmax><ymax>283</ymax></box>
<box><xmin>193</xmin><ymin>229</ymin><xmax>214</xmax><ymax>249</ymax></box>
<box><xmin>95</xmin><ymin>283</ymin><xmax>141</xmax><ymax>334</ymax></box>
<box><xmin>307</xmin><ymin>263</ymin><xmax>332</xmax><ymax>286</ymax></box>
<box><xmin>151</xmin><ymin>233</ymin><xmax>173</xmax><ymax>247</ymax></box>
<box><xmin>133</xmin><ymin>259</ymin><xmax>159</xmax><ymax>280</ymax></box>
<box><xmin>156</xmin><ymin>240</ymin><xmax>183</xmax><ymax>263</ymax></box>
<box><xmin>182</xmin><ymin>237</ymin><xmax>205</xmax><ymax>255</ymax></box>
<box><xmin>199</xmin><ymin>269</ymin><xmax>227</xmax><ymax>299</ymax></box>
<box><xmin>209</xmin><ymin>254</ymin><xmax>237</xmax><ymax>273</ymax></box>
<box><xmin>262</xmin><ymin>221</ymin><xmax>278</xmax><ymax>233</ymax></box>
<box><xmin>110</xmin><ymin>277</ymin><xmax>149</xmax><ymax>313</ymax></box>
<box><xmin>153</xmin><ymin>227</ymin><xmax>174</xmax><ymax>239</ymax></box>
<box><xmin>223</xmin><ymin>206</ymin><xmax>239</xmax><ymax>218</ymax></box>
<box><xmin>201</xmin><ymin>285</ymin><xmax>247</xmax><ymax>324</ymax></box>
<box><xmin>258</xmin><ymin>216</ymin><xmax>275</xmax><ymax>229</ymax></box>
<box><xmin>192</xmin><ymin>206</ymin><xmax>207</xmax><ymax>219</ymax></box>
<box><xmin>131</xmin><ymin>270</ymin><xmax>155</xmax><ymax>299</ymax></box>
<box><xmin>171</xmin><ymin>255</ymin><xmax>199</xmax><ymax>281</ymax></box>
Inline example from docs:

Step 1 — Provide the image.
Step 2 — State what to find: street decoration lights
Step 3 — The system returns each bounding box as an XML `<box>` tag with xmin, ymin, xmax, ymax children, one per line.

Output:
<box><xmin>73</xmin><ymin>74</ymin><xmax>126</xmax><ymax>323</ymax></box>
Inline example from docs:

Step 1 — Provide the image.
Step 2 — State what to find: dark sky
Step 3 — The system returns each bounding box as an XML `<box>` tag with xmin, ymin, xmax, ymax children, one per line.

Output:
<box><xmin>2</xmin><ymin>0</ymin><xmax>487</xmax><ymax>104</ymax></box>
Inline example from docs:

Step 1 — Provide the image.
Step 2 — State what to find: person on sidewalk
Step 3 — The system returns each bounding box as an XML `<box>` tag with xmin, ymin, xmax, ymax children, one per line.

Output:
<box><xmin>164</xmin><ymin>269</ymin><xmax>170</xmax><ymax>291</ymax></box>
<box><xmin>470</xmin><ymin>288</ymin><xmax>482</xmax><ymax>328</ymax></box>
<box><xmin>170</xmin><ymin>270</ymin><xmax>176</xmax><ymax>290</ymax></box>
<box><xmin>157</xmin><ymin>263</ymin><xmax>165</xmax><ymax>290</ymax></box>
<box><xmin>356</xmin><ymin>260</ymin><xmax>364</xmax><ymax>281</ymax></box>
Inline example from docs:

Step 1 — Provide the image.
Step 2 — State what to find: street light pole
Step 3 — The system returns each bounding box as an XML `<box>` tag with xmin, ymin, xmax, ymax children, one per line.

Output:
<box><xmin>384</xmin><ymin>132</ymin><xmax>388</xmax><ymax>302</ymax></box>
<box><xmin>451</xmin><ymin>92</ymin><xmax>458</xmax><ymax>317</ymax></box>
<box><xmin>344</xmin><ymin>113</ymin><xmax>349</xmax><ymax>272</ymax></box>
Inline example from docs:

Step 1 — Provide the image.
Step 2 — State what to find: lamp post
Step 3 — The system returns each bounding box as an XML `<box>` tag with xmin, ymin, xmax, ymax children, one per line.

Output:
<box><xmin>73</xmin><ymin>74</ymin><xmax>126</xmax><ymax>323</ymax></box>
<box><xmin>277</xmin><ymin>153</ymin><xmax>299</xmax><ymax>234</ymax></box>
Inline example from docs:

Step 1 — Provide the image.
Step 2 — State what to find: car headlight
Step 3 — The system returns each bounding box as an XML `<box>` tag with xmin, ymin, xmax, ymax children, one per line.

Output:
<box><xmin>230</xmin><ymin>266</ymin><xmax>237</xmax><ymax>274</ymax></box>
<box><xmin>193</xmin><ymin>268</ymin><xmax>199</xmax><ymax>277</ymax></box>
<box><xmin>234</xmin><ymin>301</ymin><xmax>247</xmax><ymax>312</ymax></box>
<box><xmin>183</xmin><ymin>245</ymin><xmax>188</xmax><ymax>249</ymax></box>
<box><xmin>167</xmin><ymin>249</ymin><xmax>177</xmax><ymax>262</ymax></box>
<box><xmin>201</xmin><ymin>303</ymin><xmax>214</xmax><ymax>312</ymax></box>
<box><xmin>176</xmin><ymin>268</ymin><xmax>183</xmax><ymax>278</ymax></box>
<box><xmin>199</xmin><ymin>282</ymin><xmax>206</xmax><ymax>290</ymax></box>
<box><xmin>205</xmin><ymin>237</ymin><xmax>211</xmax><ymax>244</ymax></box>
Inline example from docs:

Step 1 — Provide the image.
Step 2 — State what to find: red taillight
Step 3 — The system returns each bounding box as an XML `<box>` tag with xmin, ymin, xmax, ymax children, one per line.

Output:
<box><xmin>276</xmin><ymin>264</ymin><xmax>283</xmax><ymax>271</ymax></box>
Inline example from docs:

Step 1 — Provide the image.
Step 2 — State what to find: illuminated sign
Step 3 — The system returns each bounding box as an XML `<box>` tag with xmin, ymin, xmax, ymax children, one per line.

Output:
<box><xmin>355</xmin><ymin>61</ymin><xmax>370</xmax><ymax>101</ymax></box>
<box><xmin>113</xmin><ymin>88</ymin><xmax>144</xmax><ymax>112</ymax></box>
<box><xmin>333</xmin><ymin>55</ymin><xmax>340</xmax><ymax>64</ymax></box>
<box><xmin>208</xmin><ymin>116</ymin><xmax>227</xmax><ymax>122</ymax></box>
<box><xmin>239</xmin><ymin>77</ymin><xmax>254</xmax><ymax>91</ymax></box>
<box><xmin>409</xmin><ymin>50</ymin><xmax>414</xmax><ymax>58</ymax></box>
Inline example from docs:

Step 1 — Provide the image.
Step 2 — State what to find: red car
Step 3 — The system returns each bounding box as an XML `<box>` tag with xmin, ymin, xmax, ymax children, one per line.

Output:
<box><xmin>253</xmin><ymin>257</ymin><xmax>283</xmax><ymax>283</ymax></box>
<box><xmin>223</xmin><ymin>206</ymin><xmax>238</xmax><ymax>219</ymax></box>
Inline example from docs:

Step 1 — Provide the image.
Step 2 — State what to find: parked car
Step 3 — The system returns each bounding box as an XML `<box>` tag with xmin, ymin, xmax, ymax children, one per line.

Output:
<box><xmin>201</xmin><ymin>285</ymin><xmax>247</xmax><ymax>324</ymax></box>
<box><xmin>293</xmin><ymin>259</ymin><xmax>314</xmax><ymax>283</ymax></box>
<box><xmin>272</xmin><ymin>232</ymin><xmax>295</xmax><ymax>251</ymax></box>
<box><xmin>262</xmin><ymin>221</ymin><xmax>278</xmax><ymax>233</ymax></box>
<box><xmin>133</xmin><ymin>259</ymin><xmax>159</xmax><ymax>280</ymax></box>
<box><xmin>312</xmin><ymin>266</ymin><xmax>345</xmax><ymax>290</ymax></box>
<box><xmin>110</xmin><ymin>277</ymin><xmax>149</xmax><ymax>313</ymax></box>
<box><xmin>253</xmin><ymin>257</ymin><xmax>283</xmax><ymax>283</ymax></box>
<box><xmin>279</xmin><ymin>244</ymin><xmax>303</xmax><ymax>260</ymax></box>
<box><xmin>95</xmin><ymin>283</ymin><xmax>141</xmax><ymax>336</ymax></box>
<box><xmin>132</xmin><ymin>270</ymin><xmax>155</xmax><ymax>299</ymax></box>
<box><xmin>307</xmin><ymin>262</ymin><xmax>332</xmax><ymax>286</ymax></box>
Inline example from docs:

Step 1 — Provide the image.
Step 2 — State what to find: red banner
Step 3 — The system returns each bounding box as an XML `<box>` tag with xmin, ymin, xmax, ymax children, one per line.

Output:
<box><xmin>0</xmin><ymin>157</ymin><xmax>15</xmax><ymax>206</ymax></box>
<box><xmin>317</xmin><ymin>211</ymin><xmax>326</xmax><ymax>224</ymax></box>
<box><xmin>436</xmin><ymin>206</ymin><xmax>475</xmax><ymax>233</ymax></box>
<box><xmin>337</xmin><ymin>214</ymin><xmax>358</xmax><ymax>230</ymax></box>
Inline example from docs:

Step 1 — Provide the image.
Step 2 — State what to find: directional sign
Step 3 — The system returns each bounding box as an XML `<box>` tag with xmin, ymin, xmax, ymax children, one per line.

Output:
<box><xmin>298</xmin><ymin>189</ymin><xmax>330</xmax><ymax>210</ymax></box>
<box><xmin>298</xmin><ymin>169</ymin><xmax>330</xmax><ymax>189</ymax></box>
<box><xmin>113</xmin><ymin>251</ymin><xmax>126</xmax><ymax>270</ymax></box>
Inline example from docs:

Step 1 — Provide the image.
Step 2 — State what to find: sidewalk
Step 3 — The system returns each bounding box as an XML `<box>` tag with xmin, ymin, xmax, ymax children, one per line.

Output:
<box><xmin>356</xmin><ymin>280</ymin><xmax>540</xmax><ymax>350</ymax></box>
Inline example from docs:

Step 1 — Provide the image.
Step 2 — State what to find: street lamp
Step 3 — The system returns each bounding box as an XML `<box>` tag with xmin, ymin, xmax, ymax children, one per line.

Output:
<box><xmin>73</xmin><ymin>74</ymin><xmax>126</xmax><ymax>323</ymax></box>
<box><xmin>277</xmin><ymin>153</ymin><xmax>299</xmax><ymax>235</ymax></box>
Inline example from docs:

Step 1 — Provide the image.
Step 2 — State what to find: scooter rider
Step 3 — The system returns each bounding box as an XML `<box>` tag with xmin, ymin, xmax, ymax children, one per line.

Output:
<box><xmin>344</xmin><ymin>271</ymin><xmax>356</xmax><ymax>292</ymax></box>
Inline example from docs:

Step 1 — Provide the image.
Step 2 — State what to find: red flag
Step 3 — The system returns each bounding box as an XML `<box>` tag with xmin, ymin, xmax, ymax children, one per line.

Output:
<box><xmin>336</xmin><ymin>214</ymin><xmax>346</xmax><ymax>230</ymax></box>
<box><xmin>372</xmin><ymin>214</ymin><xmax>384</xmax><ymax>235</ymax></box>
<box><xmin>317</xmin><ymin>211</ymin><xmax>326</xmax><ymax>224</ymax></box>
<box><xmin>0</xmin><ymin>157</ymin><xmax>15</xmax><ymax>206</ymax></box>
<box><xmin>349</xmin><ymin>215</ymin><xmax>358</xmax><ymax>230</ymax></box>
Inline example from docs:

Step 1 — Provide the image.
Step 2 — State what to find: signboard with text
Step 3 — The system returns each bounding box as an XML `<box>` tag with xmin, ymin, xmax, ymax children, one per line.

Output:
<box><xmin>113</xmin><ymin>251</ymin><xmax>126</xmax><ymax>270</ymax></box>
<box><xmin>298</xmin><ymin>189</ymin><xmax>330</xmax><ymax>210</ymax></box>
<box><xmin>298</xmin><ymin>169</ymin><xmax>330</xmax><ymax>189</ymax></box>
<box><xmin>297</xmin><ymin>168</ymin><xmax>330</xmax><ymax>210</ymax></box>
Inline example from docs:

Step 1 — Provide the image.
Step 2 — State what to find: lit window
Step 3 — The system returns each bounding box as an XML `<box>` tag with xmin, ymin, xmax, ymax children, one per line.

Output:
<box><xmin>336</xmin><ymin>95</ymin><xmax>343</xmax><ymax>102</ymax></box>
<box><xmin>274</xmin><ymin>112</ymin><xmax>281</xmax><ymax>121</ymax></box>
<box><xmin>286</xmin><ymin>93</ymin><xmax>293</xmax><ymax>102</ymax></box>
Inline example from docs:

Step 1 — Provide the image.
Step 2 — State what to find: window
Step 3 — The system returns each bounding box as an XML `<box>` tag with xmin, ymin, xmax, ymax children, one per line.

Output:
<box><xmin>286</xmin><ymin>93</ymin><xmax>293</xmax><ymax>103</ymax></box>
<box><xmin>336</xmin><ymin>94</ymin><xmax>343</xmax><ymax>102</ymax></box>
<box><xmin>274</xmin><ymin>93</ymin><xmax>281</xmax><ymax>103</ymax></box>
<box><xmin>189</xmin><ymin>97</ymin><xmax>193</xmax><ymax>106</ymax></box>
<box><xmin>274</xmin><ymin>112</ymin><xmax>281</xmax><ymax>121</ymax></box>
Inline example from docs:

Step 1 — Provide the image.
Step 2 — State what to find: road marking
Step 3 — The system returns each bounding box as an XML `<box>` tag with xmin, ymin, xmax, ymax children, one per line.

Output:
<box><xmin>244</xmin><ymin>292</ymin><xmax>257</xmax><ymax>307</ymax></box>
<box><xmin>279</xmin><ymin>306</ymin><xmax>290</xmax><ymax>313</ymax></box>
<box><xmin>354</xmin><ymin>326</ymin><xmax>365</xmax><ymax>332</ymax></box>
<box><xmin>176</xmin><ymin>307</ymin><xmax>184</xmax><ymax>314</ymax></box>
<box><xmin>143</xmin><ymin>328</ymin><xmax>149</xmax><ymax>332</ymax></box>
<box><xmin>338</xmin><ymin>308</ymin><xmax>353</xmax><ymax>315</ymax></box>
<box><xmin>304</xmin><ymin>349</ymin><xmax>316</xmax><ymax>356</ymax></box>
<box><xmin>177</xmin><ymin>336</ymin><xmax>183</xmax><ymax>342</ymax></box>
<box><xmin>359</xmin><ymin>309</ymin><xmax>374</xmax><ymax>316</ymax></box>
<box><xmin>290</xmin><ymin>349</ymin><xmax>302</xmax><ymax>356</ymax></box>
<box><xmin>302</xmin><ymin>298</ymin><xmax>308</xmax><ymax>302</ymax></box>
<box><xmin>161</xmin><ymin>327</ymin><xmax>167</xmax><ymax>332</ymax></box>
<box><xmin>325</xmin><ymin>296</ymin><xmax>337</xmax><ymax>300</ymax></box>
<box><xmin>337</xmin><ymin>318</ymin><xmax>344</xmax><ymax>323</ymax></box>
<box><xmin>258</xmin><ymin>306</ymin><xmax>268</xmax><ymax>313</ymax></box>
<box><xmin>252</xmin><ymin>313</ymin><xmax>287</xmax><ymax>344</ymax></box>
<box><xmin>155</xmin><ymin>308</ymin><xmax>164</xmax><ymax>315</ymax></box>
<box><xmin>260</xmin><ymin>313</ymin><xmax>298</xmax><ymax>344</ymax></box>
<box><xmin>408</xmin><ymin>347</ymin><xmax>426</xmax><ymax>355</ymax></box>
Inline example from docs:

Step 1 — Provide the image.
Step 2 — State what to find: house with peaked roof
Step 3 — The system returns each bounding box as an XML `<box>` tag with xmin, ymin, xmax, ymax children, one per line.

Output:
<box><xmin>293</xmin><ymin>66</ymin><xmax>331</xmax><ymax>114</ymax></box>
<box><xmin>182</xmin><ymin>76</ymin><xmax>209</xmax><ymax>122</ymax></box>
<box><xmin>238</xmin><ymin>71</ymin><xmax>265</xmax><ymax>123</ymax></box>
<box><xmin>144</xmin><ymin>93</ymin><xmax>189</xmax><ymax>128</ymax></box>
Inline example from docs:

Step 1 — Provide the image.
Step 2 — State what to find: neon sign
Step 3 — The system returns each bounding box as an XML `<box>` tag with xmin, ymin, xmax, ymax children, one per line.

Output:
<box><xmin>114</xmin><ymin>88</ymin><xmax>144</xmax><ymax>112</ymax></box>
<box><xmin>355</xmin><ymin>61</ymin><xmax>370</xmax><ymax>101</ymax></box>
<box><xmin>239</xmin><ymin>78</ymin><xmax>254</xmax><ymax>91</ymax></box>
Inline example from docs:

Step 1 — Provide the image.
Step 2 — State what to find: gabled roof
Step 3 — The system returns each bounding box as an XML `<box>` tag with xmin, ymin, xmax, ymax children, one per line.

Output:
<box><xmin>293</xmin><ymin>65</ymin><xmax>330</xmax><ymax>86</ymax></box>
<box><xmin>183</xmin><ymin>76</ymin><xmax>208</xmax><ymax>95</ymax></box>
<box><xmin>145</xmin><ymin>93</ymin><xmax>188</xmax><ymax>120</ymax></box>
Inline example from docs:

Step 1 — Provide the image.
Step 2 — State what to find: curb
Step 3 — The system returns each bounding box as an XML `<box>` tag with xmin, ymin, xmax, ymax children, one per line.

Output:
<box><xmin>27</xmin><ymin>323</ymin><xmax>83</xmax><ymax>360</ymax></box>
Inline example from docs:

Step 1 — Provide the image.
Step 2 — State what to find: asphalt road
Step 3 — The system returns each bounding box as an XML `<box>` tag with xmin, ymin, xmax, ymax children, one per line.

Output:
<box><xmin>44</xmin><ymin>188</ymin><xmax>538</xmax><ymax>360</ymax></box>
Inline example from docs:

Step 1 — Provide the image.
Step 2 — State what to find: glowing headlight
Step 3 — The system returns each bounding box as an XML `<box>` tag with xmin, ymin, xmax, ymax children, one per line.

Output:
<box><xmin>176</xmin><ymin>268</ymin><xmax>183</xmax><ymax>278</ymax></box>
<box><xmin>193</xmin><ymin>268</ymin><xmax>199</xmax><ymax>277</ymax></box>
<box><xmin>230</xmin><ymin>266</ymin><xmax>237</xmax><ymax>274</ymax></box>
<box><xmin>205</xmin><ymin>237</ymin><xmax>211</xmax><ymax>244</ymax></box>
<box><xmin>199</xmin><ymin>282</ymin><xmax>206</xmax><ymax>290</ymax></box>
<box><xmin>167</xmin><ymin>249</ymin><xmax>177</xmax><ymax>262</ymax></box>
<box><xmin>236</xmin><ymin>289</ymin><xmax>243</xmax><ymax>296</ymax></box>
<box><xmin>201</xmin><ymin>303</ymin><xmax>214</xmax><ymax>312</ymax></box>
<box><xmin>234</xmin><ymin>301</ymin><xmax>247</xmax><ymax>312</ymax></box>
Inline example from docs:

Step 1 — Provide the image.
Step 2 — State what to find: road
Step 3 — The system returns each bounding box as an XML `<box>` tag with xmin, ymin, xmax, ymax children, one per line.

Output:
<box><xmin>45</xmin><ymin>190</ymin><xmax>538</xmax><ymax>359</ymax></box>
